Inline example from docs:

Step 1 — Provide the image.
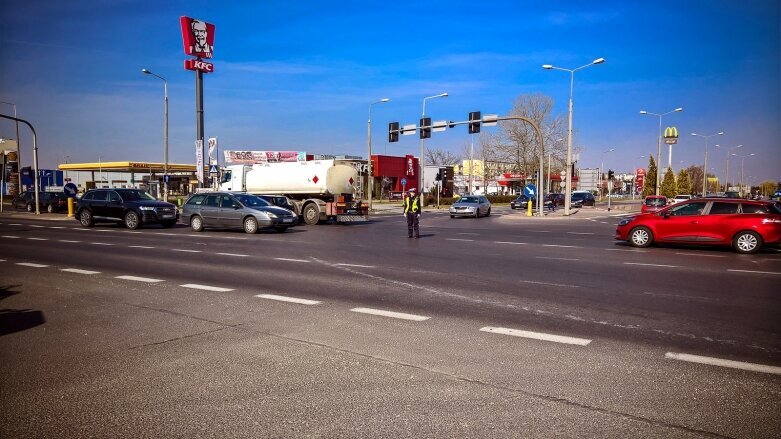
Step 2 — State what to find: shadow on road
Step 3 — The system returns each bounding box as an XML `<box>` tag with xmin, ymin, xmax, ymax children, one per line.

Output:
<box><xmin>0</xmin><ymin>284</ymin><xmax>46</xmax><ymax>336</ymax></box>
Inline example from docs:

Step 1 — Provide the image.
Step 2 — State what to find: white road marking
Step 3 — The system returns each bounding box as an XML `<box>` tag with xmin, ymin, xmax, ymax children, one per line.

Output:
<box><xmin>180</xmin><ymin>283</ymin><xmax>234</xmax><ymax>292</ymax></box>
<box><xmin>115</xmin><ymin>275</ymin><xmax>164</xmax><ymax>283</ymax></box>
<box><xmin>255</xmin><ymin>294</ymin><xmax>321</xmax><ymax>305</ymax></box>
<box><xmin>535</xmin><ymin>256</ymin><xmax>579</xmax><ymax>261</ymax></box>
<box><xmin>727</xmin><ymin>269</ymin><xmax>781</xmax><ymax>276</ymax></box>
<box><xmin>8</xmin><ymin>223</ymin><xmax>22</xmax><ymax>226</ymax></box>
<box><xmin>61</xmin><ymin>268</ymin><xmax>101</xmax><ymax>275</ymax></box>
<box><xmin>27</xmin><ymin>237</ymin><xmax>47</xmax><ymax>241</ymax></box>
<box><xmin>350</xmin><ymin>307</ymin><xmax>430</xmax><ymax>321</ymax></box>
<box><xmin>95</xmin><ymin>229</ymin><xmax>114</xmax><ymax>232</ymax></box>
<box><xmin>624</xmin><ymin>262</ymin><xmax>679</xmax><ymax>268</ymax></box>
<box><xmin>567</xmin><ymin>232</ymin><xmax>594</xmax><ymax>235</ymax></box>
<box><xmin>274</xmin><ymin>257</ymin><xmax>310</xmax><ymax>263</ymax></box>
<box><xmin>154</xmin><ymin>232</ymin><xmax>178</xmax><ymax>236</ymax></box>
<box><xmin>480</xmin><ymin>326</ymin><xmax>591</xmax><ymax>346</ymax></box>
<box><xmin>126</xmin><ymin>231</ymin><xmax>143</xmax><ymax>234</ymax></box>
<box><xmin>334</xmin><ymin>263</ymin><xmax>375</xmax><ymax>268</ymax></box>
<box><xmin>216</xmin><ymin>252</ymin><xmax>249</xmax><ymax>257</ymax></box>
<box><xmin>530</xmin><ymin>230</ymin><xmax>551</xmax><ymax>233</ymax></box>
<box><xmin>0</xmin><ymin>259</ymin><xmax>5</xmax><ymax>262</ymax></box>
<box><xmin>59</xmin><ymin>240</ymin><xmax>80</xmax><ymax>243</ymax></box>
<box><xmin>457</xmin><ymin>232</ymin><xmax>479</xmax><ymax>235</ymax></box>
<box><xmin>2</xmin><ymin>235</ymin><xmax>20</xmax><ymax>239</ymax></box>
<box><xmin>90</xmin><ymin>242</ymin><xmax>114</xmax><ymax>246</ymax></box>
<box><xmin>16</xmin><ymin>262</ymin><xmax>49</xmax><ymax>268</ymax></box>
<box><xmin>30</xmin><ymin>225</ymin><xmax>45</xmax><ymax>228</ymax></box>
<box><xmin>495</xmin><ymin>241</ymin><xmax>529</xmax><ymax>245</ymax></box>
<box><xmin>675</xmin><ymin>252</ymin><xmax>726</xmax><ymax>258</ymax></box>
<box><xmin>446</xmin><ymin>238</ymin><xmax>474</xmax><ymax>242</ymax></box>
<box><xmin>172</xmin><ymin>249</ymin><xmax>201</xmax><ymax>253</ymax></box>
<box><xmin>73</xmin><ymin>228</ymin><xmax>89</xmax><ymax>231</ymax></box>
<box><xmin>519</xmin><ymin>280</ymin><xmax>579</xmax><ymax>288</ymax></box>
<box><xmin>665</xmin><ymin>352</ymin><xmax>781</xmax><ymax>375</ymax></box>
<box><xmin>641</xmin><ymin>291</ymin><xmax>719</xmax><ymax>303</ymax></box>
<box><xmin>128</xmin><ymin>245</ymin><xmax>154</xmax><ymax>249</ymax></box>
<box><xmin>47</xmin><ymin>226</ymin><xmax>66</xmax><ymax>229</ymax></box>
<box><xmin>542</xmin><ymin>244</ymin><xmax>582</xmax><ymax>248</ymax></box>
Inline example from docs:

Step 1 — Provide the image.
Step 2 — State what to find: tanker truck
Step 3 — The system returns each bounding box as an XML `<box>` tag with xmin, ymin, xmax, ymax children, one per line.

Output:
<box><xmin>220</xmin><ymin>160</ymin><xmax>368</xmax><ymax>225</ymax></box>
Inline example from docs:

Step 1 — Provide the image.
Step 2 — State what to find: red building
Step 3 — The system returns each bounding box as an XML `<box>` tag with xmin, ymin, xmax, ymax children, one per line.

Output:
<box><xmin>370</xmin><ymin>154</ymin><xmax>419</xmax><ymax>195</ymax></box>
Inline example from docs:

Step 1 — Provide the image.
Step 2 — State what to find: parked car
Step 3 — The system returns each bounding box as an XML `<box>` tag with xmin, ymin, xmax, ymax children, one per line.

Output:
<box><xmin>641</xmin><ymin>195</ymin><xmax>668</xmax><ymax>214</ymax></box>
<box><xmin>182</xmin><ymin>192</ymin><xmax>298</xmax><ymax>233</ymax></box>
<box><xmin>449</xmin><ymin>195</ymin><xmax>491</xmax><ymax>218</ymax></box>
<box><xmin>256</xmin><ymin>194</ymin><xmax>298</xmax><ymax>215</ymax></box>
<box><xmin>545</xmin><ymin>193</ymin><xmax>566</xmax><ymax>206</ymax></box>
<box><xmin>11</xmin><ymin>191</ymin><xmax>68</xmax><ymax>213</ymax></box>
<box><xmin>510</xmin><ymin>195</ymin><xmax>535</xmax><ymax>210</ymax></box>
<box><xmin>75</xmin><ymin>188</ymin><xmax>178</xmax><ymax>229</ymax></box>
<box><xmin>615</xmin><ymin>198</ymin><xmax>781</xmax><ymax>254</ymax></box>
<box><xmin>670</xmin><ymin>194</ymin><xmax>692</xmax><ymax>205</ymax></box>
<box><xmin>571</xmin><ymin>191</ymin><xmax>596</xmax><ymax>208</ymax></box>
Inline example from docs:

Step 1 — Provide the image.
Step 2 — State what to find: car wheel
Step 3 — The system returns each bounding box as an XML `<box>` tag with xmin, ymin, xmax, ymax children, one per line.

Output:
<box><xmin>486</xmin><ymin>207</ymin><xmax>491</xmax><ymax>217</ymax></box>
<box><xmin>124</xmin><ymin>211</ymin><xmax>140</xmax><ymax>230</ymax></box>
<box><xmin>303</xmin><ymin>203</ymin><xmax>319</xmax><ymax>226</ymax></box>
<box><xmin>474</xmin><ymin>208</ymin><xmax>479</xmax><ymax>218</ymax></box>
<box><xmin>733</xmin><ymin>231</ymin><xmax>762</xmax><ymax>254</ymax></box>
<box><xmin>161</xmin><ymin>220</ymin><xmax>176</xmax><ymax>228</ymax></box>
<box><xmin>79</xmin><ymin>209</ymin><xmax>94</xmax><ymax>227</ymax></box>
<box><xmin>190</xmin><ymin>215</ymin><xmax>204</xmax><ymax>232</ymax></box>
<box><xmin>450</xmin><ymin>215</ymin><xmax>455</xmax><ymax>218</ymax></box>
<box><xmin>629</xmin><ymin>226</ymin><xmax>653</xmax><ymax>248</ymax></box>
<box><xmin>275</xmin><ymin>226</ymin><xmax>288</xmax><ymax>233</ymax></box>
<box><xmin>243</xmin><ymin>216</ymin><xmax>258</xmax><ymax>234</ymax></box>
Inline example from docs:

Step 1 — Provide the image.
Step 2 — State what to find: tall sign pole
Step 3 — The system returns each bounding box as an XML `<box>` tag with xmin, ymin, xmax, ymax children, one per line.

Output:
<box><xmin>180</xmin><ymin>16</ymin><xmax>216</xmax><ymax>188</ymax></box>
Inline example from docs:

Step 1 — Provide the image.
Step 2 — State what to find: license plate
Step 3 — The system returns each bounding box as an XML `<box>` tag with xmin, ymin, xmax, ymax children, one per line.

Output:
<box><xmin>283</xmin><ymin>218</ymin><xmax>293</xmax><ymax>223</ymax></box>
<box><xmin>161</xmin><ymin>214</ymin><xmax>174</xmax><ymax>219</ymax></box>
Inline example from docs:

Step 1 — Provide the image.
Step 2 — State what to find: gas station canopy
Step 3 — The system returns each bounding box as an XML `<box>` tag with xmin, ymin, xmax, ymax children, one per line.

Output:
<box><xmin>57</xmin><ymin>161</ymin><xmax>197</xmax><ymax>173</ymax></box>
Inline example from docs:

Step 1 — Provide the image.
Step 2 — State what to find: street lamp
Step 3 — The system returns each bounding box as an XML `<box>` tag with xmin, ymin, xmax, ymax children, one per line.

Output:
<box><xmin>639</xmin><ymin>107</ymin><xmax>683</xmax><ymax>195</ymax></box>
<box><xmin>543</xmin><ymin>57</ymin><xmax>605</xmax><ymax>215</ymax></box>
<box><xmin>600</xmin><ymin>148</ymin><xmax>615</xmax><ymax>200</ymax></box>
<box><xmin>421</xmin><ymin>92</ymin><xmax>448</xmax><ymax>195</ymax></box>
<box><xmin>691</xmin><ymin>131</ymin><xmax>724</xmax><ymax>195</ymax></box>
<box><xmin>732</xmin><ymin>152</ymin><xmax>756</xmax><ymax>196</ymax></box>
<box><xmin>141</xmin><ymin>68</ymin><xmax>169</xmax><ymax>201</ymax></box>
<box><xmin>367</xmin><ymin>98</ymin><xmax>389</xmax><ymax>214</ymax></box>
<box><xmin>724</xmin><ymin>144</ymin><xmax>742</xmax><ymax>191</ymax></box>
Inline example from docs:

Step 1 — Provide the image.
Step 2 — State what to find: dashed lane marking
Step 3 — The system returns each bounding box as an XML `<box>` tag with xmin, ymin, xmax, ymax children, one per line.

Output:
<box><xmin>665</xmin><ymin>352</ymin><xmax>781</xmax><ymax>375</ymax></box>
<box><xmin>480</xmin><ymin>326</ymin><xmax>591</xmax><ymax>346</ymax></box>
<box><xmin>350</xmin><ymin>307</ymin><xmax>430</xmax><ymax>322</ymax></box>
<box><xmin>128</xmin><ymin>245</ymin><xmax>154</xmax><ymax>249</ymax></box>
<box><xmin>16</xmin><ymin>262</ymin><xmax>49</xmax><ymax>268</ymax></box>
<box><xmin>675</xmin><ymin>252</ymin><xmax>726</xmax><ymax>258</ymax></box>
<box><xmin>457</xmin><ymin>232</ymin><xmax>479</xmax><ymax>235</ymax></box>
<box><xmin>2</xmin><ymin>235</ymin><xmax>20</xmax><ymax>239</ymax></box>
<box><xmin>567</xmin><ymin>232</ymin><xmax>594</xmax><ymax>235</ymax></box>
<box><xmin>0</xmin><ymin>259</ymin><xmax>5</xmax><ymax>262</ymax></box>
<box><xmin>27</xmin><ymin>237</ymin><xmax>47</xmax><ymax>241</ymax></box>
<box><xmin>495</xmin><ymin>241</ymin><xmax>529</xmax><ymax>245</ymax></box>
<box><xmin>624</xmin><ymin>262</ymin><xmax>679</xmax><ymax>268</ymax></box>
<box><xmin>89</xmin><ymin>242</ymin><xmax>114</xmax><ymax>246</ymax></box>
<box><xmin>47</xmin><ymin>226</ymin><xmax>66</xmax><ymax>229</ymax></box>
<box><xmin>216</xmin><ymin>252</ymin><xmax>249</xmax><ymax>257</ymax></box>
<box><xmin>61</xmin><ymin>268</ymin><xmax>101</xmax><ymax>275</ymax></box>
<box><xmin>8</xmin><ymin>223</ymin><xmax>22</xmax><ymax>226</ymax></box>
<box><xmin>59</xmin><ymin>240</ymin><xmax>80</xmax><ymax>243</ymax></box>
<box><xmin>535</xmin><ymin>256</ymin><xmax>579</xmax><ymax>261</ymax></box>
<box><xmin>446</xmin><ymin>238</ymin><xmax>474</xmax><ymax>242</ymax></box>
<box><xmin>153</xmin><ymin>232</ymin><xmax>178</xmax><ymax>236</ymax></box>
<box><xmin>727</xmin><ymin>269</ymin><xmax>781</xmax><ymax>276</ymax></box>
<box><xmin>30</xmin><ymin>225</ymin><xmax>45</xmax><ymax>228</ymax></box>
<box><xmin>255</xmin><ymin>294</ymin><xmax>321</xmax><ymax>305</ymax></box>
<box><xmin>542</xmin><ymin>244</ymin><xmax>582</xmax><ymax>248</ymax></box>
<box><xmin>606</xmin><ymin>248</ymin><xmax>647</xmax><ymax>252</ymax></box>
<box><xmin>172</xmin><ymin>249</ymin><xmax>201</xmax><ymax>253</ymax></box>
<box><xmin>334</xmin><ymin>263</ymin><xmax>376</xmax><ymax>268</ymax></box>
<box><xmin>519</xmin><ymin>280</ymin><xmax>579</xmax><ymax>288</ymax></box>
<box><xmin>115</xmin><ymin>275</ymin><xmax>164</xmax><ymax>283</ymax></box>
<box><xmin>274</xmin><ymin>258</ymin><xmax>310</xmax><ymax>263</ymax></box>
<box><xmin>180</xmin><ymin>283</ymin><xmax>234</xmax><ymax>292</ymax></box>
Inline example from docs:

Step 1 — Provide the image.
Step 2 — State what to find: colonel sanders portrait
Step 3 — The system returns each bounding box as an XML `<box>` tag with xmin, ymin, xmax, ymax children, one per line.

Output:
<box><xmin>189</xmin><ymin>19</ymin><xmax>213</xmax><ymax>58</ymax></box>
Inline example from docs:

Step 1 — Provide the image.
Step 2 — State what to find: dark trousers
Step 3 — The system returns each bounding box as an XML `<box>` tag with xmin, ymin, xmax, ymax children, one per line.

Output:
<box><xmin>406</xmin><ymin>212</ymin><xmax>419</xmax><ymax>237</ymax></box>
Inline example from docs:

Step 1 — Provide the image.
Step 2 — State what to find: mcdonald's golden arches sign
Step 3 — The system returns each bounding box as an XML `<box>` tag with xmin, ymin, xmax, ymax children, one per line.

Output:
<box><xmin>664</xmin><ymin>126</ymin><xmax>679</xmax><ymax>144</ymax></box>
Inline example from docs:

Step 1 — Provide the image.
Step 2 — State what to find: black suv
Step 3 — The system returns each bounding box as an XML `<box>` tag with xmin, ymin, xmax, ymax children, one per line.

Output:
<box><xmin>256</xmin><ymin>194</ymin><xmax>298</xmax><ymax>215</ymax></box>
<box><xmin>75</xmin><ymin>188</ymin><xmax>178</xmax><ymax>229</ymax></box>
<box><xmin>11</xmin><ymin>191</ymin><xmax>68</xmax><ymax>213</ymax></box>
<box><xmin>571</xmin><ymin>191</ymin><xmax>596</xmax><ymax>207</ymax></box>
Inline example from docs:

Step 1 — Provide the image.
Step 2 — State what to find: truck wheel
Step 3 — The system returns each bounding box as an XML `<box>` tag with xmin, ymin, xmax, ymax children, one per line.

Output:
<box><xmin>303</xmin><ymin>204</ymin><xmax>320</xmax><ymax>226</ymax></box>
<box><xmin>243</xmin><ymin>217</ymin><xmax>258</xmax><ymax>234</ymax></box>
<box><xmin>190</xmin><ymin>215</ymin><xmax>204</xmax><ymax>232</ymax></box>
<box><xmin>79</xmin><ymin>210</ymin><xmax>94</xmax><ymax>227</ymax></box>
<box><xmin>125</xmin><ymin>211</ymin><xmax>140</xmax><ymax>230</ymax></box>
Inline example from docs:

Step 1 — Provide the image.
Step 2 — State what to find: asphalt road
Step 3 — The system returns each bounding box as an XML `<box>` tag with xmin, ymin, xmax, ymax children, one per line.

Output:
<box><xmin>1</xmin><ymin>207</ymin><xmax>779</xmax><ymax>438</ymax></box>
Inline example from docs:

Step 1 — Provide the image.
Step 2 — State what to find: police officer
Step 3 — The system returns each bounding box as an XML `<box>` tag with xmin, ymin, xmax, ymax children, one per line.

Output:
<box><xmin>403</xmin><ymin>188</ymin><xmax>421</xmax><ymax>238</ymax></box>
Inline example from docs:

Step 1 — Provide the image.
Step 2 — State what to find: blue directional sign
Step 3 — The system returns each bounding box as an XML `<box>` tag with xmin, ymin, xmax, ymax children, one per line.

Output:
<box><xmin>163</xmin><ymin>174</ymin><xmax>171</xmax><ymax>183</ymax></box>
<box><xmin>523</xmin><ymin>183</ymin><xmax>537</xmax><ymax>198</ymax></box>
<box><xmin>401</xmin><ymin>177</ymin><xmax>407</xmax><ymax>187</ymax></box>
<box><xmin>63</xmin><ymin>182</ymin><xmax>78</xmax><ymax>198</ymax></box>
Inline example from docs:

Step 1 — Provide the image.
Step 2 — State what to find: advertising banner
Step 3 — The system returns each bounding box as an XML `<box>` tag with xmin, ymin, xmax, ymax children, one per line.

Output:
<box><xmin>195</xmin><ymin>140</ymin><xmax>204</xmax><ymax>184</ymax></box>
<box><xmin>223</xmin><ymin>150</ymin><xmax>306</xmax><ymax>165</ymax></box>
<box><xmin>405</xmin><ymin>155</ymin><xmax>415</xmax><ymax>176</ymax></box>
<box><xmin>635</xmin><ymin>168</ymin><xmax>645</xmax><ymax>192</ymax></box>
<box><xmin>180</xmin><ymin>17</ymin><xmax>215</xmax><ymax>59</ymax></box>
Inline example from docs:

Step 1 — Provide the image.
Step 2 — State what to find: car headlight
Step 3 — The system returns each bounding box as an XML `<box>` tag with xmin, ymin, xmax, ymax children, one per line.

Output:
<box><xmin>139</xmin><ymin>206</ymin><xmax>155</xmax><ymax>211</ymax></box>
<box><xmin>617</xmin><ymin>217</ymin><xmax>634</xmax><ymax>226</ymax></box>
<box><xmin>266</xmin><ymin>212</ymin><xmax>278</xmax><ymax>219</ymax></box>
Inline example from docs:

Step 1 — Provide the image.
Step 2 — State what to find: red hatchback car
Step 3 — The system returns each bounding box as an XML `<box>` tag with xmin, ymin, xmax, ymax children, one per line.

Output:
<box><xmin>641</xmin><ymin>195</ymin><xmax>667</xmax><ymax>214</ymax></box>
<box><xmin>616</xmin><ymin>198</ymin><xmax>781</xmax><ymax>254</ymax></box>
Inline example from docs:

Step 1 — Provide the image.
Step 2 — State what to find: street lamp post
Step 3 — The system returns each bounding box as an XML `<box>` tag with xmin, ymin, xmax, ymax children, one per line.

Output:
<box><xmin>724</xmin><ymin>145</ymin><xmax>742</xmax><ymax>191</ymax></box>
<box><xmin>639</xmin><ymin>107</ymin><xmax>683</xmax><ymax>196</ymax></box>
<box><xmin>141</xmin><ymin>69</ymin><xmax>169</xmax><ymax>201</ymax></box>
<box><xmin>691</xmin><ymin>131</ymin><xmax>724</xmax><ymax>196</ymax></box>
<box><xmin>543</xmin><ymin>57</ymin><xmax>605</xmax><ymax>215</ymax></box>
<box><xmin>732</xmin><ymin>153</ymin><xmax>756</xmax><ymax>196</ymax></box>
<box><xmin>421</xmin><ymin>93</ymin><xmax>448</xmax><ymax>196</ymax></box>
<box><xmin>367</xmin><ymin>98</ymin><xmax>389</xmax><ymax>214</ymax></box>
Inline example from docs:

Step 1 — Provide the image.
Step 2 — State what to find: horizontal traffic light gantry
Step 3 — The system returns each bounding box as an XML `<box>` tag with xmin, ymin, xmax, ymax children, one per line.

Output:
<box><xmin>387</xmin><ymin>112</ymin><xmax>496</xmax><ymax>142</ymax></box>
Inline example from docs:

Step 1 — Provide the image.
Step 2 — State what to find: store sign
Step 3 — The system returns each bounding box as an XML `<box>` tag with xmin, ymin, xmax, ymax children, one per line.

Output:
<box><xmin>664</xmin><ymin>126</ymin><xmax>679</xmax><ymax>144</ymax></box>
<box><xmin>405</xmin><ymin>155</ymin><xmax>415</xmax><ymax>176</ymax></box>
<box><xmin>224</xmin><ymin>150</ymin><xmax>306</xmax><ymax>165</ymax></box>
<box><xmin>180</xmin><ymin>17</ymin><xmax>215</xmax><ymax>59</ymax></box>
<box><xmin>184</xmin><ymin>59</ymin><xmax>214</xmax><ymax>73</ymax></box>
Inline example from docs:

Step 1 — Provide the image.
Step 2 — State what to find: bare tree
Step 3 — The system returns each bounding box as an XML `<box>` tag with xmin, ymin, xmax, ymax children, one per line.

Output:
<box><xmin>425</xmin><ymin>148</ymin><xmax>461</xmax><ymax>166</ymax></box>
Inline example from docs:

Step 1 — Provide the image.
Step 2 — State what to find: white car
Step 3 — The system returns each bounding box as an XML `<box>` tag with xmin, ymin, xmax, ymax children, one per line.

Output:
<box><xmin>670</xmin><ymin>194</ymin><xmax>692</xmax><ymax>204</ymax></box>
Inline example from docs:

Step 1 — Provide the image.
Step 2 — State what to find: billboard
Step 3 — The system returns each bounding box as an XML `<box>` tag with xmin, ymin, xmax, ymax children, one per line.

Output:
<box><xmin>635</xmin><ymin>168</ymin><xmax>646</xmax><ymax>193</ymax></box>
<box><xmin>224</xmin><ymin>151</ymin><xmax>306</xmax><ymax>165</ymax></box>
<box><xmin>180</xmin><ymin>17</ymin><xmax>215</xmax><ymax>59</ymax></box>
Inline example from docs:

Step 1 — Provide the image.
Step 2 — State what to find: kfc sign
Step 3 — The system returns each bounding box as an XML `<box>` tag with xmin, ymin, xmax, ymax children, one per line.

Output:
<box><xmin>180</xmin><ymin>16</ymin><xmax>215</xmax><ymax>59</ymax></box>
<box><xmin>405</xmin><ymin>154</ymin><xmax>415</xmax><ymax>176</ymax></box>
<box><xmin>184</xmin><ymin>59</ymin><xmax>214</xmax><ymax>73</ymax></box>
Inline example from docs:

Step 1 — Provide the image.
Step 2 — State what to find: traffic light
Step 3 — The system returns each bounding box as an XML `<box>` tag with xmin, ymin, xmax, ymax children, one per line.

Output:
<box><xmin>388</xmin><ymin>122</ymin><xmax>399</xmax><ymax>143</ymax></box>
<box><xmin>468</xmin><ymin>111</ymin><xmax>481</xmax><ymax>134</ymax></box>
<box><xmin>419</xmin><ymin>117</ymin><xmax>431</xmax><ymax>139</ymax></box>
<box><xmin>608</xmin><ymin>169</ymin><xmax>614</xmax><ymax>180</ymax></box>
<box><xmin>435</xmin><ymin>170</ymin><xmax>442</xmax><ymax>181</ymax></box>
<box><xmin>442</xmin><ymin>168</ymin><xmax>449</xmax><ymax>181</ymax></box>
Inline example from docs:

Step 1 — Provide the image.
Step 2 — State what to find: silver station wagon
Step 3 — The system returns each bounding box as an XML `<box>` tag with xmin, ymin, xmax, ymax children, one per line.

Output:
<box><xmin>182</xmin><ymin>192</ymin><xmax>298</xmax><ymax>233</ymax></box>
<box><xmin>449</xmin><ymin>195</ymin><xmax>492</xmax><ymax>218</ymax></box>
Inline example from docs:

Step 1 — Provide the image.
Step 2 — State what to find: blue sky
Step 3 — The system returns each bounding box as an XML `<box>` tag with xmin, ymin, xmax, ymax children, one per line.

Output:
<box><xmin>1</xmin><ymin>0</ymin><xmax>779</xmax><ymax>184</ymax></box>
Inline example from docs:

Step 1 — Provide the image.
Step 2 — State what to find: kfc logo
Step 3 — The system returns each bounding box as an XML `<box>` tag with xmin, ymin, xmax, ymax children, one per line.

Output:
<box><xmin>184</xmin><ymin>59</ymin><xmax>214</xmax><ymax>73</ymax></box>
<box><xmin>180</xmin><ymin>16</ymin><xmax>215</xmax><ymax>59</ymax></box>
